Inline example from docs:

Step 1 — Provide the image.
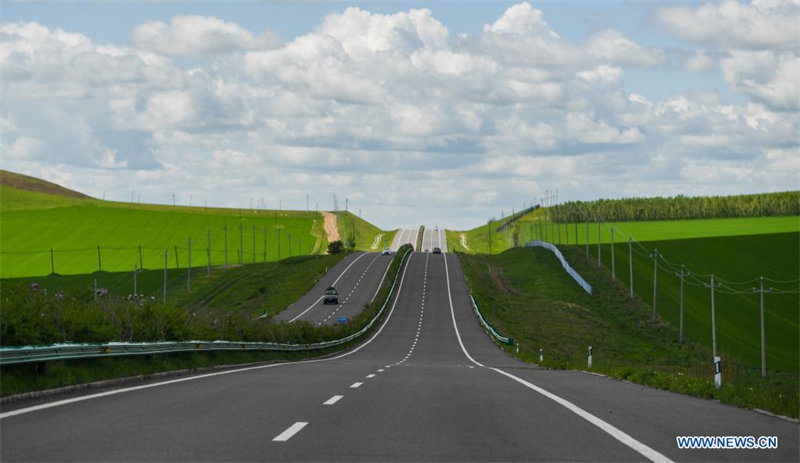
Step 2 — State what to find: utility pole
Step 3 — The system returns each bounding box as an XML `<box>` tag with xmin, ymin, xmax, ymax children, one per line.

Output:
<box><xmin>163</xmin><ymin>248</ymin><xmax>168</xmax><ymax>303</ymax></box>
<box><xmin>597</xmin><ymin>219</ymin><xmax>601</xmax><ymax>266</ymax></box>
<box><xmin>187</xmin><ymin>238</ymin><xmax>192</xmax><ymax>292</ymax></box>
<box><xmin>652</xmin><ymin>248</ymin><xmax>659</xmax><ymax>321</ymax></box>
<box><xmin>679</xmin><ymin>265</ymin><xmax>685</xmax><ymax>342</ymax></box>
<box><xmin>224</xmin><ymin>225</ymin><xmax>228</xmax><ymax>270</ymax></box>
<box><xmin>610</xmin><ymin>226</ymin><xmax>615</xmax><ymax>280</ymax></box>
<box><xmin>709</xmin><ymin>274</ymin><xmax>721</xmax><ymax>389</ymax></box>
<box><xmin>252</xmin><ymin>225</ymin><xmax>256</xmax><ymax>263</ymax></box>
<box><xmin>239</xmin><ymin>222</ymin><xmax>243</xmax><ymax>265</ymax></box>
<box><xmin>629</xmin><ymin>238</ymin><xmax>634</xmax><ymax>299</ymax></box>
<box><xmin>134</xmin><ymin>264</ymin><xmax>138</xmax><ymax>295</ymax></box>
<box><xmin>207</xmin><ymin>229</ymin><xmax>211</xmax><ymax>277</ymax></box>
<box><xmin>759</xmin><ymin>277</ymin><xmax>767</xmax><ymax>377</ymax></box>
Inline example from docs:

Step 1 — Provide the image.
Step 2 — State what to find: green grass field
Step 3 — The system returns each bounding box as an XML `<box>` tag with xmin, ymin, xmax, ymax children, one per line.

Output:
<box><xmin>460</xmin><ymin>247</ymin><xmax>799</xmax><ymax>417</ymax></box>
<box><xmin>0</xmin><ymin>173</ymin><xmax>392</xmax><ymax>277</ymax></box>
<box><xmin>335</xmin><ymin>210</ymin><xmax>397</xmax><ymax>252</ymax></box>
<box><xmin>583</xmin><ymin>232</ymin><xmax>799</xmax><ymax>374</ymax></box>
<box><xmin>450</xmin><ymin>210</ymin><xmax>799</xmax><ymax>374</ymax></box>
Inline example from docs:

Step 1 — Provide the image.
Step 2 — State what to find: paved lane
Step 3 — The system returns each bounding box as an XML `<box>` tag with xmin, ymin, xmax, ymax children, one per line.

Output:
<box><xmin>420</xmin><ymin>227</ymin><xmax>448</xmax><ymax>253</ymax></box>
<box><xmin>389</xmin><ymin>228</ymin><xmax>419</xmax><ymax>252</ymax></box>
<box><xmin>272</xmin><ymin>251</ymin><xmax>392</xmax><ymax>326</ymax></box>
<box><xmin>2</xmin><ymin>250</ymin><xmax>797</xmax><ymax>462</ymax></box>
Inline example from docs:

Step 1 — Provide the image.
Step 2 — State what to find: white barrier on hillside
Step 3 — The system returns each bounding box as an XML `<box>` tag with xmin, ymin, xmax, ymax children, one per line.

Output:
<box><xmin>526</xmin><ymin>241</ymin><xmax>592</xmax><ymax>295</ymax></box>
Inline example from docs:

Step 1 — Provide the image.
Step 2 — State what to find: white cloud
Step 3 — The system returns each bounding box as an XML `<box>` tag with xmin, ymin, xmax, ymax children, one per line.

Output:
<box><xmin>721</xmin><ymin>51</ymin><xmax>800</xmax><ymax>110</ymax></box>
<box><xmin>131</xmin><ymin>15</ymin><xmax>281</xmax><ymax>56</ymax></box>
<box><xmin>657</xmin><ymin>0</ymin><xmax>799</xmax><ymax>111</ymax></box>
<box><xmin>656</xmin><ymin>0</ymin><xmax>800</xmax><ymax>50</ymax></box>
<box><xmin>1</xmin><ymin>3</ymin><xmax>796</xmax><ymax>229</ymax></box>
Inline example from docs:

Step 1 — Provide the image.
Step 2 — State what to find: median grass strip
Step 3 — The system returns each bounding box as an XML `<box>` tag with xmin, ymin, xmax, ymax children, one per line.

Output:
<box><xmin>459</xmin><ymin>247</ymin><xmax>799</xmax><ymax>418</ymax></box>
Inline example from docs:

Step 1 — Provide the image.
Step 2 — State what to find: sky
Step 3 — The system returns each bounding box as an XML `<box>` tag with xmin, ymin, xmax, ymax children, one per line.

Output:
<box><xmin>1</xmin><ymin>1</ymin><xmax>798</xmax><ymax>230</ymax></box>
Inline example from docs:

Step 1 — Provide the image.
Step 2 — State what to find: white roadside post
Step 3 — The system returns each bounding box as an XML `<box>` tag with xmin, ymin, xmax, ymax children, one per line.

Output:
<box><xmin>710</xmin><ymin>275</ymin><xmax>721</xmax><ymax>388</ymax></box>
<box><xmin>588</xmin><ymin>346</ymin><xmax>593</xmax><ymax>369</ymax></box>
<box><xmin>539</xmin><ymin>348</ymin><xmax>544</xmax><ymax>363</ymax></box>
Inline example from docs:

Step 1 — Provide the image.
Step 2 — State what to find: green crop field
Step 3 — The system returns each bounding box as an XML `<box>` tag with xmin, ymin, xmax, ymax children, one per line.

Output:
<box><xmin>584</xmin><ymin>232</ymin><xmax>799</xmax><ymax>374</ymax></box>
<box><xmin>0</xmin><ymin>172</ymin><xmax>392</xmax><ymax>278</ymax></box>
<box><xmin>450</xmin><ymin>209</ymin><xmax>799</xmax><ymax>374</ymax></box>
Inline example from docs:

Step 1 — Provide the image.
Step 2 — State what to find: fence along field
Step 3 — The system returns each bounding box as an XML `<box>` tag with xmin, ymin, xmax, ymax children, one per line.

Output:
<box><xmin>0</xmin><ymin>173</ymin><xmax>329</xmax><ymax>278</ymax></box>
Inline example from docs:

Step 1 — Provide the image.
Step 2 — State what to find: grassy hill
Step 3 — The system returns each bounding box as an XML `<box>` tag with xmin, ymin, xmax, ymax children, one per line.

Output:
<box><xmin>450</xmin><ymin>205</ymin><xmax>799</xmax><ymax>374</ymax></box>
<box><xmin>0</xmin><ymin>170</ymin><xmax>391</xmax><ymax>277</ymax></box>
<box><xmin>335</xmin><ymin>210</ymin><xmax>397</xmax><ymax>252</ymax></box>
<box><xmin>461</xmin><ymin>246</ymin><xmax>798</xmax><ymax>417</ymax></box>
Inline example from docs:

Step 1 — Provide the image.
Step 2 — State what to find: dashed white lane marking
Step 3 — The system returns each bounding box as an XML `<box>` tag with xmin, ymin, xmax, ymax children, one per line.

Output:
<box><xmin>273</xmin><ymin>422</ymin><xmax>308</xmax><ymax>442</ymax></box>
<box><xmin>366</xmin><ymin>374</ymin><xmax>376</xmax><ymax>378</ymax></box>
<box><xmin>378</xmin><ymin>369</ymin><xmax>385</xmax><ymax>372</ymax></box>
<box><xmin>324</xmin><ymin>395</ymin><xmax>343</xmax><ymax>406</ymax></box>
<box><xmin>290</xmin><ymin>252</ymin><xmax>370</xmax><ymax>322</ymax></box>
<box><xmin>319</xmin><ymin>253</ymin><xmax>382</xmax><ymax>325</ymax></box>
<box><xmin>350</xmin><ymin>382</ymin><xmax>363</xmax><ymax>389</ymax></box>
<box><xmin>388</xmin><ymin>252</ymin><xmax>429</xmax><ymax>368</ymax></box>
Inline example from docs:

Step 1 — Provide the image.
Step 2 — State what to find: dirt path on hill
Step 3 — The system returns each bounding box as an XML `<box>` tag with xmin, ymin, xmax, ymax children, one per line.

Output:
<box><xmin>321</xmin><ymin>212</ymin><xmax>340</xmax><ymax>244</ymax></box>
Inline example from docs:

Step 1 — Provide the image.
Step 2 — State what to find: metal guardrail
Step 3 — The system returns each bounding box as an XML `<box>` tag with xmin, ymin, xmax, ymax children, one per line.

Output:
<box><xmin>526</xmin><ymin>240</ymin><xmax>593</xmax><ymax>295</ymax></box>
<box><xmin>470</xmin><ymin>294</ymin><xmax>514</xmax><ymax>346</ymax></box>
<box><xmin>0</xmin><ymin>247</ymin><xmax>413</xmax><ymax>366</ymax></box>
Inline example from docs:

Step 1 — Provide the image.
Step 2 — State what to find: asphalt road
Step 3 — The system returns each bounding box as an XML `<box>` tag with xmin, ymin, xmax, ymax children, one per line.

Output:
<box><xmin>390</xmin><ymin>228</ymin><xmax>419</xmax><ymax>251</ymax></box>
<box><xmin>272</xmin><ymin>251</ymin><xmax>393</xmax><ymax>326</ymax></box>
<box><xmin>420</xmin><ymin>227</ymin><xmax>448</xmax><ymax>253</ymax></box>
<box><xmin>2</xmin><ymin>251</ymin><xmax>798</xmax><ymax>462</ymax></box>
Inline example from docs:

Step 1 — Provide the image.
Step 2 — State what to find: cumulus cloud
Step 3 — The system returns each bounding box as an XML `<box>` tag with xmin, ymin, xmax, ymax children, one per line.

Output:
<box><xmin>657</xmin><ymin>0</ymin><xmax>800</xmax><ymax>111</ymax></box>
<box><xmin>0</xmin><ymin>3</ymin><xmax>796</xmax><ymax>228</ymax></box>
<box><xmin>656</xmin><ymin>0</ymin><xmax>799</xmax><ymax>50</ymax></box>
<box><xmin>131</xmin><ymin>15</ymin><xmax>281</xmax><ymax>55</ymax></box>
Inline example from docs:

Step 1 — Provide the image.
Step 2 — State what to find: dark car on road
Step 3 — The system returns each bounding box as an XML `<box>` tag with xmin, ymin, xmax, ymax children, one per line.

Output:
<box><xmin>433</xmin><ymin>247</ymin><xmax>442</xmax><ymax>254</ymax></box>
<box><xmin>323</xmin><ymin>286</ymin><xmax>339</xmax><ymax>305</ymax></box>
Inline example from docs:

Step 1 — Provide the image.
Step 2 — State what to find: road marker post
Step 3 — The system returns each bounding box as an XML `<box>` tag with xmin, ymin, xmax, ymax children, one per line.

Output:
<box><xmin>588</xmin><ymin>346</ymin><xmax>593</xmax><ymax>369</ymax></box>
<box><xmin>714</xmin><ymin>356</ymin><xmax>722</xmax><ymax>389</ymax></box>
<box><xmin>539</xmin><ymin>348</ymin><xmax>543</xmax><ymax>363</ymax></box>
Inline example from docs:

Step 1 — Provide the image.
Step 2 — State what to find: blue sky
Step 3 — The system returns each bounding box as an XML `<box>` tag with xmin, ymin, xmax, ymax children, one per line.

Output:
<box><xmin>1</xmin><ymin>1</ymin><xmax>797</xmax><ymax>229</ymax></box>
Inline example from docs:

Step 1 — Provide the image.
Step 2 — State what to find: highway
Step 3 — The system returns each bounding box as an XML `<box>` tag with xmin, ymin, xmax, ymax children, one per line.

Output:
<box><xmin>1</xmin><ymin>249</ymin><xmax>798</xmax><ymax>461</ymax></box>
<box><xmin>389</xmin><ymin>228</ymin><xmax>419</xmax><ymax>251</ymax></box>
<box><xmin>272</xmin><ymin>251</ymin><xmax>393</xmax><ymax>326</ymax></box>
<box><xmin>420</xmin><ymin>227</ymin><xmax>448</xmax><ymax>253</ymax></box>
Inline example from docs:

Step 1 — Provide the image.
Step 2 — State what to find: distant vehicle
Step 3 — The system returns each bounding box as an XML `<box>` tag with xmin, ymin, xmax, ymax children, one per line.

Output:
<box><xmin>323</xmin><ymin>286</ymin><xmax>339</xmax><ymax>305</ymax></box>
<box><xmin>433</xmin><ymin>247</ymin><xmax>442</xmax><ymax>254</ymax></box>
<box><xmin>382</xmin><ymin>247</ymin><xmax>391</xmax><ymax>255</ymax></box>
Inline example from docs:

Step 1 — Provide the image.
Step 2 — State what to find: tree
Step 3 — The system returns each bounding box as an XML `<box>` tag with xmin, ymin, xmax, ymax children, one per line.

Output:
<box><xmin>327</xmin><ymin>240</ymin><xmax>344</xmax><ymax>254</ymax></box>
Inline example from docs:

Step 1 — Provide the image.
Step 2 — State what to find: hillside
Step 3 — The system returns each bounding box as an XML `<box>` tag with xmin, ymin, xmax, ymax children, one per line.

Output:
<box><xmin>460</xmin><ymin>246</ymin><xmax>798</xmax><ymax>417</ymax></box>
<box><xmin>0</xmin><ymin>170</ymin><xmax>392</xmax><ymax>277</ymax></box>
<box><xmin>0</xmin><ymin>169</ymin><xmax>92</xmax><ymax>200</ymax></box>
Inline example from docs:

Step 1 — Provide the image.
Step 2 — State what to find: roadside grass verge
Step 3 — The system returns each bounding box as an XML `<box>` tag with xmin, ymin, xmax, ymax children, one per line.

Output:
<box><xmin>0</xmin><ymin>246</ymin><xmax>412</xmax><ymax>397</ymax></box>
<box><xmin>459</xmin><ymin>247</ymin><xmax>799</xmax><ymax>418</ymax></box>
<box><xmin>1</xmin><ymin>253</ymin><xmax>350</xmax><ymax>346</ymax></box>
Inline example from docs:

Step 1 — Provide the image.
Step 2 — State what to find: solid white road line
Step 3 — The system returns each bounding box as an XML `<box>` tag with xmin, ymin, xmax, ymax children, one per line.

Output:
<box><xmin>273</xmin><ymin>422</ymin><xmax>308</xmax><ymax>442</ymax></box>
<box><xmin>1</xmin><ymin>250</ymin><xmax>415</xmax><ymax>420</ymax></box>
<box><xmin>442</xmin><ymin>254</ymin><xmax>673</xmax><ymax>463</ymax></box>
<box><xmin>289</xmin><ymin>252</ymin><xmax>370</xmax><ymax>322</ymax></box>
<box><xmin>324</xmin><ymin>395</ymin><xmax>343</xmax><ymax>405</ymax></box>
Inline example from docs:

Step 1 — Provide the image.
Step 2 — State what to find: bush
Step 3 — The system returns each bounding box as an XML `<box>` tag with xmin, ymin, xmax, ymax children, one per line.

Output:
<box><xmin>327</xmin><ymin>240</ymin><xmax>344</xmax><ymax>254</ymax></box>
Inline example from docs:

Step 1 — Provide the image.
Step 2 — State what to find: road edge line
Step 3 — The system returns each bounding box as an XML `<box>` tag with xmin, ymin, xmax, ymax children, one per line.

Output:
<box><xmin>442</xmin><ymin>253</ymin><xmax>673</xmax><ymax>463</ymax></box>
